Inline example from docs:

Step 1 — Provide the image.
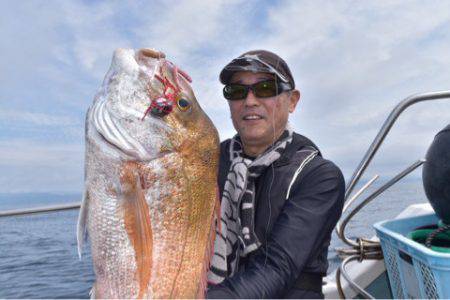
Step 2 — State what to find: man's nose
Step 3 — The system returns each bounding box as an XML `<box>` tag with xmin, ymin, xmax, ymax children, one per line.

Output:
<box><xmin>244</xmin><ymin>89</ymin><xmax>259</xmax><ymax>106</ymax></box>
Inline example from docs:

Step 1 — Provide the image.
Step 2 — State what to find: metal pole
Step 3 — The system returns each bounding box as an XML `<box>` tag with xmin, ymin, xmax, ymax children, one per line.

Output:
<box><xmin>340</xmin><ymin>159</ymin><xmax>425</xmax><ymax>246</ymax></box>
<box><xmin>339</xmin><ymin>255</ymin><xmax>375</xmax><ymax>299</ymax></box>
<box><xmin>0</xmin><ymin>202</ymin><xmax>81</xmax><ymax>218</ymax></box>
<box><xmin>345</xmin><ymin>91</ymin><xmax>450</xmax><ymax>201</ymax></box>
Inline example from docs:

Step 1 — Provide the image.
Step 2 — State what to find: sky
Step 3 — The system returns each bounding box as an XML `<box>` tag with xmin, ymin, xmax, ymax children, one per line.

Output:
<box><xmin>1</xmin><ymin>0</ymin><xmax>450</xmax><ymax>193</ymax></box>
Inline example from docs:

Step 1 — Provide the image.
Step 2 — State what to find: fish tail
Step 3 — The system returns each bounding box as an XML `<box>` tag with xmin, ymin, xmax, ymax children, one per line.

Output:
<box><xmin>120</xmin><ymin>162</ymin><xmax>153</xmax><ymax>298</ymax></box>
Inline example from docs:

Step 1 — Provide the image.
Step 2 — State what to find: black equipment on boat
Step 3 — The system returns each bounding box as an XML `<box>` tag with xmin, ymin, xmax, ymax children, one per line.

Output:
<box><xmin>423</xmin><ymin>124</ymin><xmax>450</xmax><ymax>225</ymax></box>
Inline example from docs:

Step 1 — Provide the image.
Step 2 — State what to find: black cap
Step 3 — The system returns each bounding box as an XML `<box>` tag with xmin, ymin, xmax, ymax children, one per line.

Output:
<box><xmin>219</xmin><ymin>50</ymin><xmax>295</xmax><ymax>88</ymax></box>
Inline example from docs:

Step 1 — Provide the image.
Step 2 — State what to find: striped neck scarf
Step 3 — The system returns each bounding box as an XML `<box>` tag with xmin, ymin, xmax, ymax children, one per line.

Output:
<box><xmin>208</xmin><ymin>128</ymin><xmax>293</xmax><ymax>284</ymax></box>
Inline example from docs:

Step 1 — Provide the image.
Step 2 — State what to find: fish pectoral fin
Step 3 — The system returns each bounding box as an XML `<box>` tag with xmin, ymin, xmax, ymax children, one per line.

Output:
<box><xmin>120</xmin><ymin>162</ymin><xmax>153</xmax><ymax>298</ymax></box>
<box><xmin>77</xmin><ymin>189</ymin><xmax>89</xmax><ymax>259</ymax></box>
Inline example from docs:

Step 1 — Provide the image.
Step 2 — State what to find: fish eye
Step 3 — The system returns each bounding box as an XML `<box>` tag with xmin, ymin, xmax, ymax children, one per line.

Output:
<box><xmin>177</xmin><ymin>98</ymin><xmax>191</xmax><ymax>111</ymax></box>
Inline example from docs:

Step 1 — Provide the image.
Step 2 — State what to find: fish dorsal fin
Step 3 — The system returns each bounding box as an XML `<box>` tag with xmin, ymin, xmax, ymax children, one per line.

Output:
<box><xmin>77</xmin><ymin>189</ymin><xmax>89</xmax><ymax>259</ymax></box>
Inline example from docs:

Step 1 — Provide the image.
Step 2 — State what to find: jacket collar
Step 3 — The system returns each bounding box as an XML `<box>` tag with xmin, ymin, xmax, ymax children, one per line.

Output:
<box><xmin>273</xmin><ymin>132</ymin><xmax>321</xmax><ymax>167</ymax></box>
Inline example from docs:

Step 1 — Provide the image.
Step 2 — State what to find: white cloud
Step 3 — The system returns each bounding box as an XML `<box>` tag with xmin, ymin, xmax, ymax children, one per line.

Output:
<box><xmin>133</xmin><ymin>0</ymin><xmax>253</xmax><ymax>60</ymax></box>
<box><xmin>0</xmin><ymin>139</ymin><xmax>84</xmax><ymax>193</ymax></box>
<box><xmin>1</xmin><ymin>0</ymin><xmax>450</xmax><ymax>193</ymax></box>
<box><xmin>57</xmin><ymin>1</ymin><xmax>133</xmax><ymax>79</ymax></box>
<box><xmin>0</xmin><ymin>139</ymin><xmax>83</xmax><ymax>167</ymax></box>
<box><xmin>246</xmin><ymin>1</ymin><xmax>450</xmax><ymax>177</ymax></box>
<box><xmin>0</xmin><ymin>109</ymin><xmax>79</xmax><ymax>127</ymax></box>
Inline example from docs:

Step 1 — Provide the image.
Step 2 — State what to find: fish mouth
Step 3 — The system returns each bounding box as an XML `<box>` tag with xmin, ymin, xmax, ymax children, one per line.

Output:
<box><xmin>90</xmin><ymin>48</ymin><xmax>187</xmax><ymax>161</ymax></box>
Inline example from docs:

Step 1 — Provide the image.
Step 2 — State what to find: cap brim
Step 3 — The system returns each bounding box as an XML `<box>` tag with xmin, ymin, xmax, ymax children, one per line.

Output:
<box><xmin>219</xmin><ymin>58</ymin><xmax>275</xmax><ymax>84</ymax></box>
<box><xmin>220</xmin><ymin>57</ymin><xmax>291</xmax><ymax>84</ymax></box>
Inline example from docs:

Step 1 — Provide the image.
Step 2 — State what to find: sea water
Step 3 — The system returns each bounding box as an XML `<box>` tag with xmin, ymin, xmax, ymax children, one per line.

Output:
<box><xmin>0</xmin><ymin>181</ymin><xmax>427</xmax><ymax>298</ymax></box>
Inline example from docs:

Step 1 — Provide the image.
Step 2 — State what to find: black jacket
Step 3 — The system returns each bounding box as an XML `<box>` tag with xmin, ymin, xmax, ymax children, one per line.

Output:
<box><xmin>207</xmin><ymin>133</ymin><xmax>345</xmax><ymax>298</ymax></box>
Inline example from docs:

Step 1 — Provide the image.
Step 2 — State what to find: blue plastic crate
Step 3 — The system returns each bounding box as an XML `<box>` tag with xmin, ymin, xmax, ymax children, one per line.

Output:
<box><xmin>374</xmin><ymin>213</ymin><xmax>450</xmax><ymax>299</ymax></box>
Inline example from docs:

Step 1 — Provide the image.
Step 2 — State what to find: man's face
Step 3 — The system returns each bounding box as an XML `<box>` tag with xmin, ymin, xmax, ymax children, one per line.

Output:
<box><xmin>227</xmin><ymin>71</ymin><xmax>300</xmax><ymax>156</ymax></box>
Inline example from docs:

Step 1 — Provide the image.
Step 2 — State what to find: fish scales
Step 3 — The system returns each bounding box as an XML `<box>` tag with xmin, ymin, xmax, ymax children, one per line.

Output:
<box><xmin>78</xmin><ymin>48</ymin><xmax>220</xmax><ymax>298</ymax></box>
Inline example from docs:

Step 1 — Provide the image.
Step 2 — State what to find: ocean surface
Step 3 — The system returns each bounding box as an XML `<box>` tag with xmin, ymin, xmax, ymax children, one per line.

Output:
<box><xmin>0</xmin><ymin>181</ymin><xmax>428</xmax><ymax>298</ymax></box>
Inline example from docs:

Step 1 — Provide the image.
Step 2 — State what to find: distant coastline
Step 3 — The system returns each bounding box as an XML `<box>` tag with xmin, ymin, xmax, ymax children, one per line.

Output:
<box><xmin>0</xmin><ymin>177</ymin><xmax>425</xmax><ymax>212</ymax></box>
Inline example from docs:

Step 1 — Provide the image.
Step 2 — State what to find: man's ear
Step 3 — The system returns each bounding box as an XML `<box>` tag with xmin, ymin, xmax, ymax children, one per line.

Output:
<box><xmin>288</xmin><ymin>90</ymin><xmax>300</xmax><ymax>113</ymax></box>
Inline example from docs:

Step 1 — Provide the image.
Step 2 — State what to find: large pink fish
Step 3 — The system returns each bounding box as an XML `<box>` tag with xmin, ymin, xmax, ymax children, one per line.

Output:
<box><xmin>77</xmin><ymin>48</ymin><xmax>220</xmax><ymax>298</ymax></box>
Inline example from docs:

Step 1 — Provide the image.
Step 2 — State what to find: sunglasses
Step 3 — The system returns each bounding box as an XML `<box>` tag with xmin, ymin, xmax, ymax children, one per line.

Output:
<box><xmin>223</xmin><ymin>79</ymin><xmax>292</xmax><ymax>101</ymax></box>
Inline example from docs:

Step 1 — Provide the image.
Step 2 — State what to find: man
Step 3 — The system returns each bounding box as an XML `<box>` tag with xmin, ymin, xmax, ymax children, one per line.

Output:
<box><xmin>207</xmin><ymin>50</ymin><xmax>345</xmax><ymax>299</ymax></box>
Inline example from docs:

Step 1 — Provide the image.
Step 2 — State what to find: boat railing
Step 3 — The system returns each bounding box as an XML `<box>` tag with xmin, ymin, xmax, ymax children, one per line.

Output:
<box><xmin>337</xmin><ymin>91</ymin><xmax>450</xmax><ymax>244</ymax></box>
<box><xmin>0</xmin><ymin>202</ymin><xmax>80</xmax><ymax>218</ymax></box>
<box><xmin>344</xmin><ymin>90</ymin><xmax>450</xmax><ymax>199</ymax></box>
<box><xmin>336</xmin><ymin>90</ymin><xmax>450</xmax><ymax>298</ymax></box>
